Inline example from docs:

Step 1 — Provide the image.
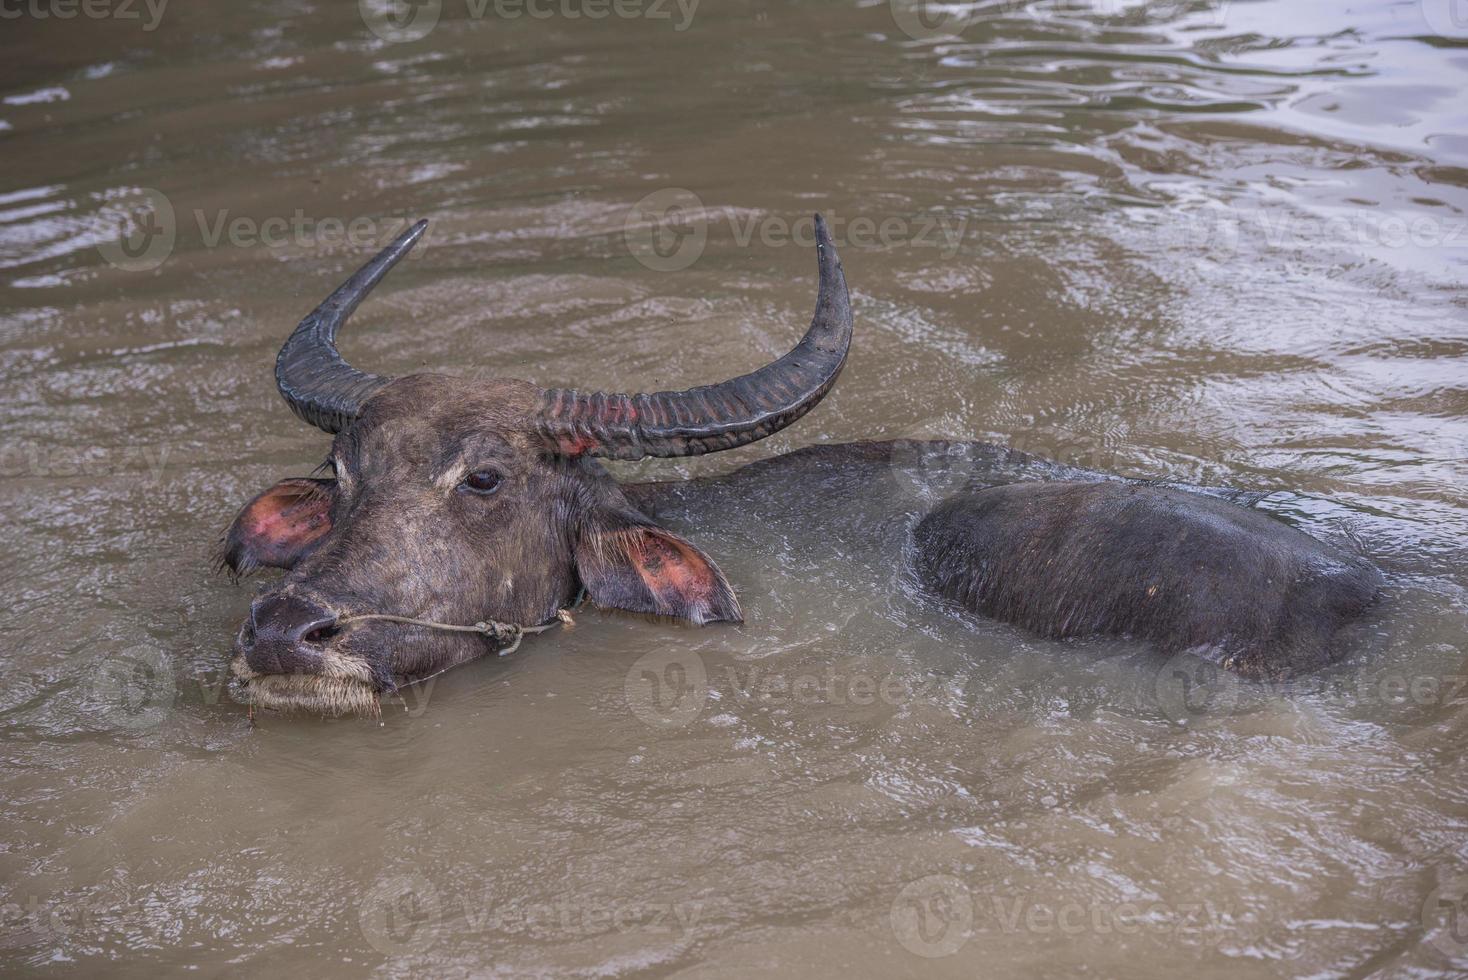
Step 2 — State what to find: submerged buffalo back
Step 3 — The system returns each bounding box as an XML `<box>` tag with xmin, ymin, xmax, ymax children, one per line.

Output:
<box><xmin>912</xmin><ymin>480</ymin><xmax>1383</xmax><ymax>678</ymax></box>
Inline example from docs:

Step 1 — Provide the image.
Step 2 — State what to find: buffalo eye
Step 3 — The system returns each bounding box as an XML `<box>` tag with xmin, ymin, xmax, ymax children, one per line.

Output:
<box><xmin>460</xmin><ymin>469</ymin><xmax>503</xmax><ymax>495</ymax></box>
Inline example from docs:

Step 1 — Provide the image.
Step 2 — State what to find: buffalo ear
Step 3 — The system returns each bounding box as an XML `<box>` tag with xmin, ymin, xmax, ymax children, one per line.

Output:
<box><xmin>574</xmin><ymin>511</ymin><xmax>742</xmax><ymax>625</ymax></box>
<box><xmin>219</xmin><ymin>478</ymin><xmax>336</xmax><ymax>577</ymax></box>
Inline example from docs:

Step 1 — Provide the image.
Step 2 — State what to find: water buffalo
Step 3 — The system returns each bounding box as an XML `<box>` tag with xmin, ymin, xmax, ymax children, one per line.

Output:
<box><xmin>221</xmin><ymin>216</ymin><xmax>1381</xmax><ymax>716</ymax></box>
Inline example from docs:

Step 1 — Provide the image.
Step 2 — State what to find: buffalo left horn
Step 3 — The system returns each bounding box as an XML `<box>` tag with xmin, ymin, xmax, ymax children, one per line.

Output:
<box><xmin>274</xmin><ymin>219</ymin><xmax>426</xmax><ymax>434</ymax></box>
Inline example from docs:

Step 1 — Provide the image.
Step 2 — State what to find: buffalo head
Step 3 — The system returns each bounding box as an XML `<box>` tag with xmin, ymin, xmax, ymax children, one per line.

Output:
<box><xmin>221</xmin><ymin>215</ymin><xmax>852</xmax><ymax>716</ymax></box>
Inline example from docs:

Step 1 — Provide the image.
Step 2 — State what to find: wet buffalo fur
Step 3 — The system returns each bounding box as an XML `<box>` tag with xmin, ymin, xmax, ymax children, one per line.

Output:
<box><xmin>223</xmin><ymin>376</ymin><xmax>1382</xmax><ymax>715</ymax></box>
<box><xmin>913</xmin><ymin>480</ymin><xmax>1382</xmax><ymax>680</ymax></box>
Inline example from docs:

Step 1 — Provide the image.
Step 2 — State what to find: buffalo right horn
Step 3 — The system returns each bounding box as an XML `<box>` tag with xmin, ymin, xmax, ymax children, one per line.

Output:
<box><xmin>535</xmin><ymin>212</ymin><xmax>854</xmax><ymax>459</ymax></box>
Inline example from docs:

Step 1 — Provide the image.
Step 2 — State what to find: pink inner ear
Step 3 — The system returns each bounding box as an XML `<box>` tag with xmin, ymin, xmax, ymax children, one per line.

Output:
<box><xmin>235</xmin><ymin>480</ymin><xmax>333</xmax><ymax>569</ymax></box>
<box><xmin>626</xmin><ymin>531</ymin><xmax>717</xmax><ymax>609</ymax></box>
<box><xmin>576</xmin><ymin>519</ymin><xmax>741</xmax><ymax>625</ymax></box>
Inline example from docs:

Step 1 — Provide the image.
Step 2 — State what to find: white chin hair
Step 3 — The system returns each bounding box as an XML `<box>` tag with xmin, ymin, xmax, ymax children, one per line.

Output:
<box><xmin>231</xmin><ymin>652</ymin><xmax>382</xmax><ymax>718</ymax></box>
<box><xmin>232</xmin><ymin>667</ymin><xmax>381</xmax><ymax>719</ymax></box>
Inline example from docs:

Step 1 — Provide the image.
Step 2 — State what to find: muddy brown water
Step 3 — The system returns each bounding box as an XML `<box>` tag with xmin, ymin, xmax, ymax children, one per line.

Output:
<box><xmin>3</xmin><ymin>0</ymin><xmax>1467</xmax><ymax>975</ymax></box>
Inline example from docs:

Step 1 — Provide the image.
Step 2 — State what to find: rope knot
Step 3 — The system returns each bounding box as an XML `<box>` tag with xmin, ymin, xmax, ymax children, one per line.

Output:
<box><xmin>472</xmin><ymin>621</ymin><xmax>523</xmax><ymax>653</ymax></box>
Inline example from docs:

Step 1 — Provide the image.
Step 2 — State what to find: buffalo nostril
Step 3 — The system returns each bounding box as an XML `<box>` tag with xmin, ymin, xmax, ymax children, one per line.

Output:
<box><xmin>301</xmin><ymin>623</ymin><xmax>341</xmax><ymax>646</ymax></box>
<box><xmin>243</xmin><ymin>594</ymin><xmax>339</xmax><ymax>675</ymax></box>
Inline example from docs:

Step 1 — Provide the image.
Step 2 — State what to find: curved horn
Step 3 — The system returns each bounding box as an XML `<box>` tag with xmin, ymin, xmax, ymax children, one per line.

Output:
<box><xmin>537</xmin><ymin>213</ymin><xmax>853</xmax><ymax>459</ymax></box>
<box><xmin>275</xmin><ymin>219</ymin><xmax>427</xmax><ymax>433</ymax></box>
